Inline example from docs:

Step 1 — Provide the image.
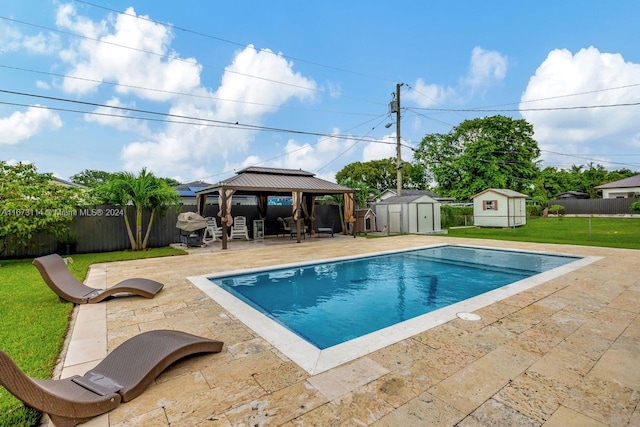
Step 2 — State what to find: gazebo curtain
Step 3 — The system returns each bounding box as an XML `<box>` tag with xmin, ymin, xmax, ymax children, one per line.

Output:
<box><xmin>217</xmin><ymin>189</ymin><xmax>236</xmax><ymax>226</ymax></box>
<box><xmin>344</xmin><ymin>192</ymin><xmax>356</xmax><ymax>232</ymax></box>
<box><xmin>301</xmin><ymin>195</ymin><xmax>315</xmax><ymax>221</ymax></box>
<box><xmin>292</xmin><ymin>191</ymin><xmax>302</xmax><ymax>220</ymax></box>
<box><xmin>257</xmin><ymin>194</ymin><xmax>268</xmax><ymax>219</ymax></box>
<box><xmin>196</xmin><ymin>194</ymin><xmax>207</xmax><ymax>216</ymax></box>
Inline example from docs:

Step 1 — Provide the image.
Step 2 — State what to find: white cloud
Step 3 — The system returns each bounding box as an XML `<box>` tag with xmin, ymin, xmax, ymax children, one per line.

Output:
<box><xmin>405</xmin><ymin>47</ymin><xmax>506</xmax><ymax>107</ymax></box>
<box><xmin>120</xmin><ymin>45</ymin><xmax>317</xmax><ymax>177</ymax></box>
<box><xmin>56</xmin><ymin>5</ymin><xmax>201</xmax><ymax>100</ymax></box>
<box><xmin>327</xmin><ymin>81</ymin><xmax>342</xmax><ymax>98</ymax></box>
<box><xmin>463</xmin><ymin>47</ymin><xmax>508</xmax><ymax>93</ymax></box>
<box><xmin>0</xmin><ymin>106</ymin><xmax>62</xmax><ymax>145</ymax></box>
<box><xmin>520</xmin><ymin>47</ymin><xmax>640</xmax><ymax>166</ymax></box>
<box><xmin>362</xmin><ymin>133</ymin><xmax>414</xmax><ymax>163</ymax></box>
<box><xmin>245</xmin><ymin>132</ymin><xmax>346</xmax><ymax>174</ymax></box>
<box><xmin>403</xmin><ymin>78</ymin><xmax>455</xmax><ymax>108</ymax></box>
<box><xmin>215</xmin><ymin>45</ymin><xmax>316</xmax><ymax>118</ymax></box>
<box><xmin>50</xmin><ymin>5</ymin><xmax>321</xmax><ymax>179</ymax></box>
<box><xmin>36</xmin><ymin>80</ymin><xmax>51</xmax><ymax>90</ymax></box>
<box><xmin>362</xmin><ymin>134</ymin><xmax>396</xmax><ymax>161</ymax></box>
<box><xmin>84</xmin><ymin>97</ymin><xmax>149</xmax><ymax>134</ymax></box>
<box><xmin>0</xmin><ymin>22</ymin><xmax>60</xmax><ymax>54</ymax></box>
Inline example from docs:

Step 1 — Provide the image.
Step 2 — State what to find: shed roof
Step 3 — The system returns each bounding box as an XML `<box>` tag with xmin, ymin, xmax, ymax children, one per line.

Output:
<box><xmin>471</xmin><ymin>188</ymin><xmax>528</xmax><ymax>199</ymax></box>
<box><xmin>594</xmin><ymin>174</ymin><xmax>640</xmax><ymax>189</ymax></box>
<box><xmin>375</xmin><ymin>194</ymin><xmax>439</xmax><ymax>204</ymax></box>
<box><xmin>380</xmin><ymin>189</ymin><xmax>454</xmax><ymax>201</ymax></box>
<box><xmin>196</xmin><ymin>166</ymin><xmax>353</xmax><ymax>196</ymax></box>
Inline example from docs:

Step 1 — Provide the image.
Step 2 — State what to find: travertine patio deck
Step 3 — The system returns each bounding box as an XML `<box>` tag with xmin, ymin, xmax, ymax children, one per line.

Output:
<box><xmin>54</xmin><ymin>235</ymin><xmax>639</xmax><ymax>426</ymax></box>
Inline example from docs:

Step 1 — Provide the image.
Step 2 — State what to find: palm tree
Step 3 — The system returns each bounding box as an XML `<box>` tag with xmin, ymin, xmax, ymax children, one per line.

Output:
<box><xmin>99</xmin><ymin>168</ymin><xmax>180</xmax><ymax>251</ymax></box>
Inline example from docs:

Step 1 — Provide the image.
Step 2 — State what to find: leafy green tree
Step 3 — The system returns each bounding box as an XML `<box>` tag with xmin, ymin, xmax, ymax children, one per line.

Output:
<box><xmin>0</xmin><ymin>162</ymin><xmax>86</xmax><ymax>256</ymax></box>
<box><xmin>531</xmin><ymin>166</ymin><xmax>570</xmax><ymax>201</ymax></box>
<box><xmin>336</xmin><ymin>158</ymin><xmax>426</xmax><ymax>193</ymax></box>
<box><xmin>338</xmin><ymin>177</ymin><xmax>371</xmax><ymax>208</ymax></box>
<box><xmin>414</xmin><ymin>115</ymin><xmax>540</xmax><ymax>201</ymax></box>
<box><xmin>162</xmin><ymin>177</ymin><xmax>181</xmax><ymax>187</ymax></box>
<box><xmin>95</xmin><ymin>168</ymin><xmax>180</xmax><ymax>250</ymax></box>
<box><xmin>70</xmin><ymin>169</ymin><xmax>116</xmax><ymax>187</ymax></box>
<box><xmin>606</xmin><ymin>168</ymin><xmax>635</xmax><ymax>184</ymax></box>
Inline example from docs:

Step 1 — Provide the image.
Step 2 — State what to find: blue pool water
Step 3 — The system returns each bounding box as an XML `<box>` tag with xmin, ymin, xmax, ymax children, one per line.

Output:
<box><xmin>211</xmin><ymin>245</ymin><xmax>579</xmax><ymax>349</ymax></box>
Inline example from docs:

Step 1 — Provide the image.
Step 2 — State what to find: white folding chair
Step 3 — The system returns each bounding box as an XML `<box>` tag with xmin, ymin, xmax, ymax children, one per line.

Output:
<box><xmin>202</xmin><ymin>217</ymin><xmax>223</xmax><ymax>245</ymax></box>
<box><xmin>229</xmin><ymin>216</ymin><xmax>250</xmax><ymax>240</ymax></box>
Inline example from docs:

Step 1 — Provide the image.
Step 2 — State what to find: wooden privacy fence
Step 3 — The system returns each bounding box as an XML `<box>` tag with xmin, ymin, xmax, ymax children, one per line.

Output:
<box><xmin>548</xmin><ymin>197</ymin><xmax>639</xmax><ymax>215</ymax></box>
<box><xmin>7</xmin><ymin>203</ymin><xmax>341</xmax><ymax>258</ymax></box>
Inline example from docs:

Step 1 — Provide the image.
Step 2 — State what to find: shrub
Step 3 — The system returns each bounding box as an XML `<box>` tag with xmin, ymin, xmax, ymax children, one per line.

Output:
<box><xmin>527</xmin><ymin>204</ymin><xmax>543</xmax><ymax>217</ymax></box>
<box><xmin>548</xmin><ymin>204</ymin><xmax>565</xmax><ymax>217</ymax></box>
<box><xmin>441</xmin><ymin>205</ymin><xmax>474</xmax><ymax>228</ymax></box>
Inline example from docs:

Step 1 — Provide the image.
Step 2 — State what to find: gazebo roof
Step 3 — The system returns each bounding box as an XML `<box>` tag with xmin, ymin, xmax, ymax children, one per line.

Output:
<box><xmin>196</xmin><ymin>166</ymin><xmax>353</xmax><ymax>196</ymax></box>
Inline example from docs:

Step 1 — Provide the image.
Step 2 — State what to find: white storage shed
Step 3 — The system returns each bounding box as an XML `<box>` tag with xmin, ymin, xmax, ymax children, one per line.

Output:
<box><xmin>374</xmin><ymin>195</ymin><xmax>442</xmax><ymax>234</ymax></box>
<box><xmin>471</xmin><ymin>189</ymin><xmax>528</xmax><ymax>227</ymax></box>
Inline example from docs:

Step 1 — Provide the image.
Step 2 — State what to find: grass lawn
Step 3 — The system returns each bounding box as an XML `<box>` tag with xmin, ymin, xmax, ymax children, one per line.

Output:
<box><xmin>0</xmin><ymin>247</ymin><xmax>185</xmax><ymax>427</ymax></box>
<box><xmin>446</xmin><ymin>216</ymin><xmax>640</xmax><ymax>249</ymax></box>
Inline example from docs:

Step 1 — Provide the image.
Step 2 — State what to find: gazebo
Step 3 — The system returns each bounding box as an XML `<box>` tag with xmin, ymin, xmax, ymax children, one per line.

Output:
<box><xmin>195</xmin><ymin>167</ymin><xmax>356</xmax><ymax>248</ymax></box>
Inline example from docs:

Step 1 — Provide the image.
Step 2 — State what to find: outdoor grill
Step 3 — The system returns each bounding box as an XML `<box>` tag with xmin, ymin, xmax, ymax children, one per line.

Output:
<box><xmin>175</xmin><ymin>212</ymin><xmax>208</xmax><ymax>247</ymax></box>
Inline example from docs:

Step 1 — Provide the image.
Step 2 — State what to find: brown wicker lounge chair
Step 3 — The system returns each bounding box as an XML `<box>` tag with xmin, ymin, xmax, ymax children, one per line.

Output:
<box><xmin>0</xmin><ymin>330</ymin><xmax>224</xmax><ymax>427</ymax></box>
<box><xmin>32</xmin><ymin>253</ymin><xmax>164</xmax><ymax>304</ymax></box>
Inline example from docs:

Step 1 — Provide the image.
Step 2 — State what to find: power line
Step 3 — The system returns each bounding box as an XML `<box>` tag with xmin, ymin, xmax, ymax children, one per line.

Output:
<box><xmin>411</xmin><ymin>101</ymin><xmax>640</xmax><ymax>113</ymax></box>
<box><xmin>188</xmin><ymin>114</ymin><xmax>390</xmax><ymax>182</ymax></box>
<box><xmin>0</xmin><ymin>16</ymin><xmax>321</xmax><ymax>95</ymax></box>
<box><xmin>403</xmin><ymin>107</ymin><xmax>456</xmax><ymax>128</ymax></box>
<box><xmin>0</xmin><ymin>64</ymin><xmax>377</xmax><ymax>118</ymax></box>
<box><xmin>73</xmin><ymin>0</ymin><xmax>397</xmax><ymax>84</ymax></box>
<box><xmin>539</xmin><ymin>149</ymin><xmax>640</xmax><ymax>168</ymax></box>
<box><xmin>0</xmin><ymin>89</ymin><xmax>397</xmax><ymax>146</ymax></box>
<box><xmin>0</xmin><ymin>15</ymin><xmax>387</xmax><ymax>107</ymax></box>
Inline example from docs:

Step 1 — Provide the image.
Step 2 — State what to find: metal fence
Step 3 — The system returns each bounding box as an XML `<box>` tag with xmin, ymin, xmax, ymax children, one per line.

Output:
<box><xmin>6</xmin><ymin>203</ymin><xmax>341</xmax><ymax>258</ymax></box>
<box><xmin>548</xmin><ymin>197</ymin><xmax>639</xmax><ymax>215</ymax></box>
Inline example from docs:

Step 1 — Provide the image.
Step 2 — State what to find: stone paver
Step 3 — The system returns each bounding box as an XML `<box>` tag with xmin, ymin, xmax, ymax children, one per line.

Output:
<box><xmin>53</xmin><ymin>235</ymin><xmax>640</xmax><ymax>426</ymax></box>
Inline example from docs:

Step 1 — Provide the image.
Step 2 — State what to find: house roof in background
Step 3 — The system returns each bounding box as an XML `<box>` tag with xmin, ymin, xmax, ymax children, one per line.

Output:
<box><xmin>594</xmin><ymin>174</ymin><xmax>640</xmax><ymax>189</ymax></box>
<box><xmin>556</xmin><ymin>191</ymin><xmax>590</xmax><ymax>198</ymax></box>
<box><xmin>174</xmin><ymin>180</ymin><xmax>213</xmax><ymax>197</ymax></box>
<box><xmin>51</xmin><ymin>177</ymin><xmax>87</xmax><ymax>189</ymax></box>
<box><xmin>196</xmin><ymin>166</ymin><xmax>353</xmax><ymax>196</ymax></box>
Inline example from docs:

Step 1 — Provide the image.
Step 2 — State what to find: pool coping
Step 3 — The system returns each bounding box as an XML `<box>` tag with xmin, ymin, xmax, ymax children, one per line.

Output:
<box><xmin>188</xmin><ymin>243</ymin><xmax>602</xmax><ymax>375</ymax></box>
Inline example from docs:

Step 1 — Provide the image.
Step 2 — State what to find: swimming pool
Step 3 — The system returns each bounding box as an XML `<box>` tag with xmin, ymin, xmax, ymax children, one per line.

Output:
<box><xmin>189</xmin><ymin>244</ymin><xmax>599</xmax><ymax>374</ymax></box>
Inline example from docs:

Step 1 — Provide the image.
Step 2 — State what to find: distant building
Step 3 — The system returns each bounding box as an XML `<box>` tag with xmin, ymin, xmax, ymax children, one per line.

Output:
<box><xmin>594</xmin><ymin>174</ymin><xmax>640</xmax><ymax>198</ymax></box>
<box><xmin>51</xmin><ymin>177</ymin><xmax>86</xmax><ymax>189</ymax></box>
<box><xmin>174</xmin><ymin>181</ymin><xmax>213</xmax><ymax>204</ymax></box>
<box><xmin>556</xmin><ymin>191</ymin><xmax>590</xmax><ymax>199</ymax></box>
<box><xmin>471</xmin><ymin>189</ymin><xmax>528</xmax><ymax>228</ymax></box>
<box><xmin>374</xmin><ymin>194</ymin><xmax>442</xmax><ymax>234</ymax></box>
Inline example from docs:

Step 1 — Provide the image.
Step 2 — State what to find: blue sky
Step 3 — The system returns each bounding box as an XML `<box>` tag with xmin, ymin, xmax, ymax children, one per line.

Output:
<box><xmin>2</xmin><ymin>1</ymin><xmax>640</xmax><ymax>184</ymax></box>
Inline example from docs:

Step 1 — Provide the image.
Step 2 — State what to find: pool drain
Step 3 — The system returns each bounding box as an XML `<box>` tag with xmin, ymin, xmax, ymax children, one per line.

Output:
<box><xmin>457</xmin><ymin>312</ymin><xmax>481</xmax><ymax>321</ymax></box>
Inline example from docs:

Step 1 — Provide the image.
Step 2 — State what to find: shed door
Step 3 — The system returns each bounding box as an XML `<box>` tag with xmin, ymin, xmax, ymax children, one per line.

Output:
<box><xmin>389</xmin><ymin>212</ymin><xmax>402</xmax><ymax>233</ymax></box>
<box><xmin>417</xmin><ymin>203</ymin><xmax>433</xmax><ymax>232</ymax></box>
<box><xmin>514</xmin><ymin>199</ymin><xmax>524</xmax><ymax>225</ymax></box>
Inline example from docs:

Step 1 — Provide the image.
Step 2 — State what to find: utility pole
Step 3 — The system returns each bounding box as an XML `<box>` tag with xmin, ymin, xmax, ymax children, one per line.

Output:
<box><xmin>395</xmin><ymin>83</ymin><xmax>403</xmax><ymax>196</ymax></box>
